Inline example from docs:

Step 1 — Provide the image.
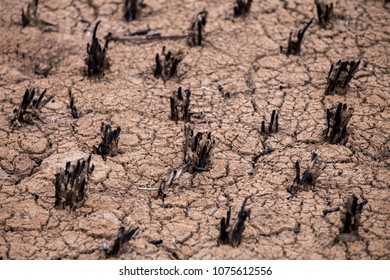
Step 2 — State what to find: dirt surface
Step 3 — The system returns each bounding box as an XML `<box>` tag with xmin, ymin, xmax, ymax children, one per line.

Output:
<box><xmin>0</xmin><ymin>0</ymin><xmax>389</xmax><ymax>260</ymax></box>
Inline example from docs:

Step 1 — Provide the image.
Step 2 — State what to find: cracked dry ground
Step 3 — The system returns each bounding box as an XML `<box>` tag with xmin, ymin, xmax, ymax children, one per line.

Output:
<box><xmin>0</xmin><ymin>0</ymin><xmax>389</xmax><ymax>260</ymax></box>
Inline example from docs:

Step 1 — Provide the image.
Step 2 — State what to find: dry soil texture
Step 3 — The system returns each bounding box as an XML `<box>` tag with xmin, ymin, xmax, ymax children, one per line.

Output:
<box><xmin>0</xmin><ymin>0</ymin><xmax>389</xmax><ymax>260</ymax></box>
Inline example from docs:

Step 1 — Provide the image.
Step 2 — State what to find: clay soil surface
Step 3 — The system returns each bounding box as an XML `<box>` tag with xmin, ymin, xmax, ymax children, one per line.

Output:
<box><xmin>0</xmin><ymin>0</ymin><xmax>389</xmax><ymax>260</ymax></box>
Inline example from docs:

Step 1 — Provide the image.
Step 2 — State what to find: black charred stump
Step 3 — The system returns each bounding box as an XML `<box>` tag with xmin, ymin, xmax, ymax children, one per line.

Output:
<box><xmin>85</xmin><ymin>21</ymin><xmax>110</xmax><ymax>77</ymax></box>
<box><xmin>21</xmin><ymin>0</ymin><xmax>38</xmax><ymax>27</ymax></box>
<box><xmin>184</xmin><ymin>123</ymin><xmax>213</xmax><ymax>173</ymax></box>
<box><xmin>187</xmin><ymin>10</ymin><xmax>208</xmax><ymax>47</ymax></box>
<box><xmin>156</xmin><ymin>180</ymin><xmax>167</xmax><ymax>203</ymax></box>
<box><xmin>234</xmin><ymin>0</ymin><xmax>252</xmax><ymax>17</ymax></box>
<box><xmin>68</xmin><ymin>88</ymin><xmax>79</xmax><ymax>119</ymax></box>
<box><xmin>12</xmin><ymin>88</ymin><xmax>53</xmax><ymax>126</ymax></box>
<box><xmin>325</xmin><ymin>60</ymin><xmax>360</xmax><ymax>95</ymax></box>
<box><xmin>260</xmin><ymin>110</ymin><xmax>279</xmax><ymax>135</ymax></box>
<box><xmin>154</xmin><ymin>46</ymin><xmax>184</xmax><ymax>81</ymax></box>
<box><xmin>219</xmin><ymin>198</ymin><xmax>251</xmax><ymax>247</ymax></box>
<box><xmin>124</xmin><ymin>0</ymin><xmax>145</xmax><ymax>22</ymax></box>
<box><xmin>170</xmin><ymin>87</ymin><xmax>191</xmax><ymax>122</ymax></box>
<box><xmin>93</xmin><ymin>123</ymin><xmax>121</xmax><ymax>161</ymax></box>
<box><xmin>54</xmin><ymin>155</ymin><xmax>94</xmax><ymax>210</ymax></box>
<box><xmin>324</xmin><ymin>103</ymin><xmax>353</xmax><ymax>145</ymax></box>
<box><xmin>216</xmin><ymin>84</ymin><xmax>230</xmax><ymax>98</ymax></box>
<box><xmin>288</xmin><ymin>153</ymin><xmax>326</xmax><ymax>196</ymax></box>
<box><xmin>337</xmin><ymin>194</ymin><xmax>367</xmax><ymax>242</ymax></box>
<box><xmin>21</xmin><ymin>0</ymin><xmax>58</xmax><ymax>31</ymax></box>
<box><xmin>281</xmin><ymin>18</ymin><xmax>314</xmax><ymax>56</ymax></box>
<box><xmin>103</xmin><ymin>226</ymin><xmax>138</xmax><ymax>257</ymax></box>
<box><xmin>315</xmin><ymin>0</ymin><xmax>334</xmax><ymax>28</ymax></box>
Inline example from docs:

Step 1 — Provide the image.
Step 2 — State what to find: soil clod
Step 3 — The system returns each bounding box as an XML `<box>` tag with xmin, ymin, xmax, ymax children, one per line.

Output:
<box><xmin>170</xmin><ymin>87</ymin><xmax>191</xmax><ymax>122</ymax></box>
<box><xmin>12</xmin><ymin>88</ymin><xmax>53</xmax><ymax>125</ymax></box>
<box><xmin>234</xmin><ymin>0</ymin><xmax>253</xmax><ymax>17</ymax></box>
<box><xmin>154</xmin><ymin>46</ymin><xmax>184</xmax><ymax>81</ymax></box>
<box><xmin>54</xmin><ymin>155</ymin><xmax>94</xmax><ymax>210</ymax></box>
<box><xmin>337</xmin><ymin>194</ymin><xmax>367</xmax><ymax>242</ymax></box>
<box><xmin>93</xmin><ymin>123</ymin><xmax>121</xmax><ymax>161</ymax></box>
<box><xmin>103</xmin><ymin>226</ymin><xmax>138</xmax><ymax>257</ymax></box>
<box><xmin>219</xmin><ymin>198</ymin><xmax>251</xmax><ymax>247</ymax></box>
<box><xmin>325</xmin><ymin>60</ymin><xmax>360</xmax><ymax>95</ymax></box>
<box><xmin>324</xmin><ymin>103</ymin><xmax>353</xmax><ymax>145</ymax></box>
<box><xmin>85</xmin><ymin>21</ymin><xmax>110</xmax><ymax>77</ymax></box>
<box><xmin>281</xmin><ymin>17</ymin><xmax>314</xmax><ymax>56</ymax></box>
<box><xmin>184</xmin><ymin>123</ymin><xmax>213</xmax><ymax>173</ymax></box>
<box><xmin>187</xmin><ymin>10</ymin><xmax>208</xmax><ymax>47</ymax></box>
<box><xmin>315</xmin><ymin>0</ymin><xmax>334</xmax><ymax>28</ymax></box>
<box><xmin>288</xmin><ymin>152</ymin><xmax>326</xmax><ymax>196</ymax></box>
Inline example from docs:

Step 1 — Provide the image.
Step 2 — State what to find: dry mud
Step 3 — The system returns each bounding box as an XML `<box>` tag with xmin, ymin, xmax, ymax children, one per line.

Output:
<box><xmin>0</xmin><ymin>0</ymin><xmax>389</xmax><ymax>260</ymax></box>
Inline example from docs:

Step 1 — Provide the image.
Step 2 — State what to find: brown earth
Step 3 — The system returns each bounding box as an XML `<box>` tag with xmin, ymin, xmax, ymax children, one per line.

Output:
<box><xmin>0</xmin><ymin>0</ymin><xmax>389</xmax><ymax>260</ymax></box>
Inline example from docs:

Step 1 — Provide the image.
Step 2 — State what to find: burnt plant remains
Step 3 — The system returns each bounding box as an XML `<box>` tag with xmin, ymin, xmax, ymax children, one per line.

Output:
<box><xmin>187</xmin><ymin>10</ymin><xmax>208</xmax><ymax>47</ymax></box>
<box><xmin>21</xmin><ymin>0</ymin><xmax>38</xmax><ymax>27</ymax></box>
<box><xmin>54</xmin><ymin>155</ymin><xmax>95</xmax><ymax>210</ymax></box>
<box><xmin>260</xmin><ymin>110</ymin><xmax>279</xmax><ymax>135</ymax></box>
<box><xmin>288</xmin><ymin>153</ymin><xmax>326</xmax><ymax>196</ymax></box>
<box><xmin>124</xmin><ymin>0</ymin><xmax>145</xmax><ymax>22</ymax></box>
<box><xmin>337</xmin><ymin>194</ymin><xmax>367</xmax><ymax>242</ymax></box>
<box><xmin>234</xmin><ymin>0</ymin><xmax>252</xmax><ymax>17</ymax></box>
<box><xmin>315</xmin><ymin>0</ymin><xmax>334</xmax><ymax>28</ymax></box>
<box><xmin>324</xmin><ymin>103</ymin><xmax>353</xmax><ymax>145</ymax></box>
<box><xmin>68</xmin><ymin>88</ymin><xmax>79</xmax><ymax>119</ymax></box>
<box><xmin>103</xmin><ymin>226</ymin><xmax>138</xmax><ymax>257</ymax></box>
<box><xmin>12</xmin><ymin>88</ymin><xmax>53</xmax><ymax>125</ymax></box>
<box><xmin>154</xmin><ymin>46</ymin><xmax>184</xmax><ymax>81</ymax></box>
<box><xmin>281</xmin><ymin>18</ymin><xmax>314</xmax><ymax>56</ymax></box>
<box><xmin>325</xmin><ymin>60</ymin><xmax>360</xmax><ymax>95</ymax></box>
<box><xmin>184</xmin><ymin>124</ymin><xmax>213</xmax><ymax>173</ymax></box>
<box><xmin>93</xmin><ymin>123</ymin><xmax>121</xmax><ymax>161</ymax></box>
<box><xmin>85</xmin><ymin>21</ymin><xmax>110</xmax><ymax>77</ymax></box>
<box><xmin>21</xmin><ymin>0</ymin><xmax>58</xmax><ymax>31</ymax></box>
<box><xmin>170</xmin><ymin>87</ymin><xmax>191</xmax><ymax>122</ymax></box>
<box><xmin>219</xmin><ymin>198</ymin><xmax>251</xmax><ymax>247</ymax></box>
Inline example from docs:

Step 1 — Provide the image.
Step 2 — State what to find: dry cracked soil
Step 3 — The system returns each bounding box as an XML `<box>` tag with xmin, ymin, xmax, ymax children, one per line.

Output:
<box><xmin>0</xmin><ymin>0</ymin><xmax>389</xmax><ymax>260</ymax></box>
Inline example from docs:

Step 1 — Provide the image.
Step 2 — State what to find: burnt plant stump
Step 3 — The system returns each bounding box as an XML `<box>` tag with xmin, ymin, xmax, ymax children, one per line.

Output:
<box><xmin>12</xmin><ymin>88</ymin><xmax>53</xmax><ymax>126</ymax></box>
<box><xmin>337</xmin><ymin>194</ymin><xmax>367</xmax><ymax>242</ymax></box>
<box><xmin>124</xmin><ymin>0</ymin><xmax>145</xmax><ymax>22</ymax></box>
<box><xmin>187</xmin><ymin>10</ymin><xmax>208</xmax><ymax>47</ymax></box>
<box><xmin>85</xmin><ymin>21</ymin><xmax>110</xmax><ymax>77</ymax></box>
<box><xmin>325</xmin><ymin>60</ymin><xmax>360</xmax><ymax>95</ymax></box>
<box><xmin>324</xmin><ymin>103</ymin><xmax>353</xmax><ymax>145</ymax></box>
<box><xmin>219</xmin><ymin>198</ymin><xmax>251</xmax><ymax>247</ymax></box>
<box><xmin>21</xmin><ymin>0</ymin><xmax>38</xmax><ymax>27</ymax></box>
<box><xmin>288</xmin><ymin>152</ymin><xmax>326</xmax><ymax>196</ymax></box>
<box><xmin>103</xmin><ymin>226</ymin><xmax>138</xmax><ymax>257</ymax></box>
<box><xmin>281</xmin><ymin>18</ymin><xmax>314</xmax><ymax>56</ymax></box>
<box><xmin>260</xmin><ymin>110</ymin><xmax>279</xmax><ymax>135</ymax></box>
<box><xmin>68</xmin><ymin>88</ymin><xmax>79</xmax><ymax>119</ymax></box>
<box><xmin>54</xmin><ymin>155</ymin><xmax>94</xmax><ymax>210</ymax></box>
<box><xmin>93</xmin><ymin>123</ymin><xmax>121</xmax><ymax>161</ymax></box>
<box><xmin>170</xmin><ymin>87</ymin><xmax>191</xmax><ymax>122</ymax></box>
<box><xmin>184</xmin><ymin>123</ymin><xmax>213</xmax><ymax>173</ymax></box>
<box><xmin>234</xmin><ymin>0</ymin><xmax>252</xmax><ymax>17</ymax></box>
<box><xmin>315</xmin><ymin>0</ymin><xmax>334</xmax><ymax>28</ymax></box>
<box><xmin>154</xmin><ymin>46</ymin><xmax>184</xmax><ymax>81</ymax></box>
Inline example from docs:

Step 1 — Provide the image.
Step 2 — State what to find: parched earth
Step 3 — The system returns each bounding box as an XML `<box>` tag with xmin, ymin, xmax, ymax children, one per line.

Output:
<box><xmin>0</xmin><ymin>0</ymin><xmax>389</xmax><ymax>260</ymax></box>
